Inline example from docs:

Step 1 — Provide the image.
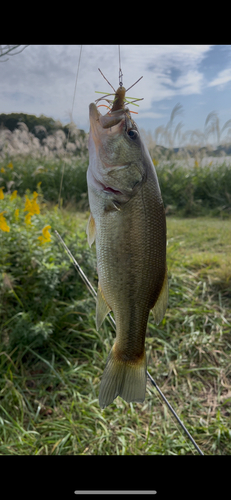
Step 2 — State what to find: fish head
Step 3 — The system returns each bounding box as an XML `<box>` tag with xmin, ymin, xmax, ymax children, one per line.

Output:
<box><xmin>87</xmin><ymin>103</ymin><xmax>149</xmax><ymax>202</ymax></box>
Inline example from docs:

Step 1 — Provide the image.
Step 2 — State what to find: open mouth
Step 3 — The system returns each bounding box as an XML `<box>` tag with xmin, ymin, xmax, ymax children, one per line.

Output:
<box><xmin>102</xmin><ymin>185</ymin><xmax>122</xmax><ymax>195</ymax></box>
<box><xmin>99</xmin><ymin>110</ymin><xmax>125</xmax><ymax>130</ymax></box>
<box><xmin>96</xmin><ymin>178</ymin><xmax>123</xmax><ymax>195</ymax></box>
<box><xmin>89</xmin><ymin>103</ymin><xmax>125</xmax><ymax>130</ymax></box>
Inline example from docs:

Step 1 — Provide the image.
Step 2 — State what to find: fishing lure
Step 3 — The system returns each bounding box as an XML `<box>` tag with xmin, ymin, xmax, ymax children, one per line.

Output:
<box><xmin>95</xmin><ymin>68</ymin><xmax>144</xmax><ymax>115</ymax></box>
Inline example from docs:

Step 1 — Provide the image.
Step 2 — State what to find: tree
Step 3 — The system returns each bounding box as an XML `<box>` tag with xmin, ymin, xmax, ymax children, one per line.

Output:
<box><xmin>0</xmin><ymin>45</ymin><xmax>29</xmax><ymax>62</ymax></box>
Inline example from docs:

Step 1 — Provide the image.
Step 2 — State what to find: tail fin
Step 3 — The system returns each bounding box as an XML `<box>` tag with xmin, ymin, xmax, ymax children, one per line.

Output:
<box><xmin>99</xmin><ymin>344</ymin><xmax>147</xmax><ymax>409</ymax></box>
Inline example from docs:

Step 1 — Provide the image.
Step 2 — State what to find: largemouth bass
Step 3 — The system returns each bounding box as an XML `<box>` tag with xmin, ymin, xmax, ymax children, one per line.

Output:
<box><xmin>87</xmin><ymin>99</ymin><xmax>168</xmax><ymax>409</ymax></box>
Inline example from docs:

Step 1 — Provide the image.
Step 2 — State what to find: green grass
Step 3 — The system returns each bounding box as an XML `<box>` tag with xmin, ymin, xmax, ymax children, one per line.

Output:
<box><xmin>0</xmin><ymin>157</ymin><xmax>89</xmax><ymax>208</ymax></box>
<box><xmin>156</xmin><ymin>160</ymin><xmax>231</xmax><ymax>216</ymax></box>
<box><xmin>1</xmin><ymin>156</ymin><xmax>231</xmax><ymax>215</ymax></box>
<box><xmin>0</xmin><ymin>192</ymin><xmax>231</xmax><ymax>454</ymax></box>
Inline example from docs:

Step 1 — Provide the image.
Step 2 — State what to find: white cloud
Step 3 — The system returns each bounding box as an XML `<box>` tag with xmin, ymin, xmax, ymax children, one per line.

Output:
<box><xmin>0</xmin><ymin>44</ymin><xmax>214</xmax><ymax>131</ymax></box>
<box><xmin>208</xmin><ymin>68</ymin><xmax>231</xmax><ymax>88</ymax></box>
<box><xmin>172</xmin><ymin>70</ymin><xmax>204</xmax><ymax>95</ymax></box>
<box><xmin>137</xmin><ymin>111</ymin><xmax>165</xmax><ymax>119</ymax></box>
<box><xmin>114</xmin><ymin>45</ymin><xmax>211</xmax><ymax>108</ymax></box>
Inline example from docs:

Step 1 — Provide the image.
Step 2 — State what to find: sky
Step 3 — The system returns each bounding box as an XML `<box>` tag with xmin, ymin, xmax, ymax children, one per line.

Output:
<box><xmin>1</xmin><ymin>44</ymin><xmax>231</xmax><ymax>147</ymax></box>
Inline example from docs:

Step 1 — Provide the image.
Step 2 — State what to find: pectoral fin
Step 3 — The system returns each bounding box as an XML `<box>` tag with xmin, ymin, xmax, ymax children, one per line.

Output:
<box><xmin>86</xmin><ymin>213</ymin><xmax>96</xmax><ymax>247</ymax></box>
<box><xmin>151</xmin><ymin>268</ymin><xmax>168</xmax><ymax>325</ymax></box>
<box><xmin>96</xmin><ymin>283</ymin><xmax>111</xmax><ymax>330</ymax></box>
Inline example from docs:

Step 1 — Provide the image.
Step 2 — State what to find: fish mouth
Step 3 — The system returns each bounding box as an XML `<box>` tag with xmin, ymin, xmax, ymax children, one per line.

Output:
<box><xmin>101</xmin><ymin>184</ymin><xmax>122</xmax><ymax>194</ymax></box>
<box><xmin>89</xmin><ymin>103</ymin><xmax>126</xmax><ymax>131</ymax></box>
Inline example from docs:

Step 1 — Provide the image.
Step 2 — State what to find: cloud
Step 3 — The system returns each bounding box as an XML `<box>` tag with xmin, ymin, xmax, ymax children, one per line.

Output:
<box><xmin>208</xmin><ymin>68</ymin><xmax>231</xmax><ymax>88</ymax></box>
<box><xmin>0</xmin><ymin>44</ymin><xmax>213</xmax><ymax>131</ymax></box>
<box><xmin>117</xmin><ymin>45</ymin><xmax>211</xmax><ymax>108</ymax></box>
<box><xmin>171</xmin><ymin>70</ymin><xmax>204</xmax><ymax>95</ymax></box>
<box><xmin>137</xmin><ymin>111</ymin><xmax>165</xmax><ymax>119</ymax></box>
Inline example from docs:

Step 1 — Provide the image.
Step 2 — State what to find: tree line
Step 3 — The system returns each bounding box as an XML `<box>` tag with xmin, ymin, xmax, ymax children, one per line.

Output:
<box><xmin>0</xmin><ymin>113</ymin><xmax>86</xmax><ymax>141</ymax></box>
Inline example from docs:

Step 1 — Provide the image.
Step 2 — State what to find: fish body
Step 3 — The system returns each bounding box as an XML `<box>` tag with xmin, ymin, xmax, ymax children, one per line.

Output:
<box><xmin>87</xmin><ymin>103</ymin><xmax>168</xmax><ymax>409</ymax></box>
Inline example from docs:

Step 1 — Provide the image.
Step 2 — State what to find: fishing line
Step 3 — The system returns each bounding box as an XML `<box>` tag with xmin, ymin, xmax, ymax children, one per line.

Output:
<box><xmin>146</xmin><ymin>372</ymin><xmax>204</xmax><ymax>455</ymax></box>
<box><xmin>54</xmin><ymin>230</ymin><xmax>118</xmax><ymax>333</ymax></box>
<box><xmin>54</xmin><ymin>230</ymin><xmax>204</xmax><ymax>456</ymax></box>
<box><xmin>58</xmin><ymin>44</ymin><xmax>82</xmax><ymax>209</ymax></box>
<box><xmin>118</xmin><ymin>45</ymin><xmax>123</xmax><ymax>87</ymax></box>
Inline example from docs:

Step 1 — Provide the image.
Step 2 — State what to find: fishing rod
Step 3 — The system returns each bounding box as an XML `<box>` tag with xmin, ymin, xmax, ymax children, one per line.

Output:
<box><xmin>54</xmin><ymin>229</ymin><xmax>204</xmax><ymax>456</ymax></box>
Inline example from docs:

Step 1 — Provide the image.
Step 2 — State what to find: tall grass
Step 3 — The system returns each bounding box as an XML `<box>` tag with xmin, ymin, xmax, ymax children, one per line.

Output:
<box><xmin>142</xmin><ymin>104</ymin><xmax>231</xmax><ymax>150</ymax></box>
<box><xmin>156</xmin><ymin>160</ymin><xmax>231</xmax><ymax>216</ymax></box>
<box><xmin>1</xmin><ymin>157</ymin><xmax>231</xmax><ymax>216</ymax></box>
<box><xmin>0</xmin><ymin>157</ymin><xmax>89</xmax><ymax>208</ymax></box>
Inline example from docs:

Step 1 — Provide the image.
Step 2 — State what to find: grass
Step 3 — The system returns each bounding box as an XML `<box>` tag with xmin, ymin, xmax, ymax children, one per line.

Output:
<box><xmin>156</xmin><ymin>160</ymin><xmax>231</xmax><ymax>216</ymax></box>
<box><xmin>0</xmin><ymin>193</ymin><xmax>231</xmax><ymax>454</ymax></box>
<box><xmin>1</xmin><ymin>156</ymin><xmax>231</xmax><ymax>215</ymax></box>
<box><xmin>0</xmin><ymin>157</ymin><xmax>89</xmax><ymax>208</ymax></box>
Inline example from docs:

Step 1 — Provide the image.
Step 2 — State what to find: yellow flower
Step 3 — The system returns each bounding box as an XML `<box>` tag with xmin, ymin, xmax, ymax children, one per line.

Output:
<box><xmin>152</xmin><ymin>158</ymin><xmax>158</xmax><ymax>167</ymax></box>
<box><xmin>194</xmin><ymin>160</ymin><xmax>199</xmax><ymax>168</ymax></box>
<box><xmin>25</xmin><ymin>213</ymin><xmax>32</xmax><ymax>225</ymax></box>
<box><xmin>7</xmin><ymin>162</ymin><xmax>13</xmax><ymax>169</ymax></box>
<box><xmin>15</xmin><ymin>208</ymin><xmax>19</xmax><ymax>220</ymax></box>
<box><xmin>23</xmin><ymin>194</ymin><xmax>40</xmax><ymax>216</ymax></box>
<box><xmin>10</xmin><ymin>190</ymin><xmax>18</xmax><ymax>201</ymax></box>
<box><xmin>43</xmin><ymin>225</ymin><xmax>51</xmax><ymax>240</ymax></box>
<box><xmin>0</xmin><ymin>167</ymin><xmax>5</xmax><ymax>173</ymax></box>
<box><xmin>24</xmin><ymin>195</ymin><xmax>32</xmax><ymax>213</ymax></box>
<box><xmin>31</xmin><ymin>198</ymin><xmax>40</xmax><ymax>215</ymax></box>
<box><xmin>0</xmin><ymin>187</ymin><xmax>5</xmax><ymax>200</ymax></box>
<box><xmin>0</xmin><ymin>211</ymin><xmax>10</xmax><ymax>232</ymax></box>
<box><xmin>37</xmin><ymin>181</ymin><xmax>42</xmax><ymax>189</ymax></box>
<box><xmin>38</xmin><ymin>225</ymin><xmax>51</xmax><ymax>245</ymax></box>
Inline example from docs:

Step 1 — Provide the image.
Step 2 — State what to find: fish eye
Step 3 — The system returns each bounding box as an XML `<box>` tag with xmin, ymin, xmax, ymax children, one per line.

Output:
<box><xmin>127</xmin><ymin>129</ymin><xmax>138</xmax><ymax>140</ymax></box>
